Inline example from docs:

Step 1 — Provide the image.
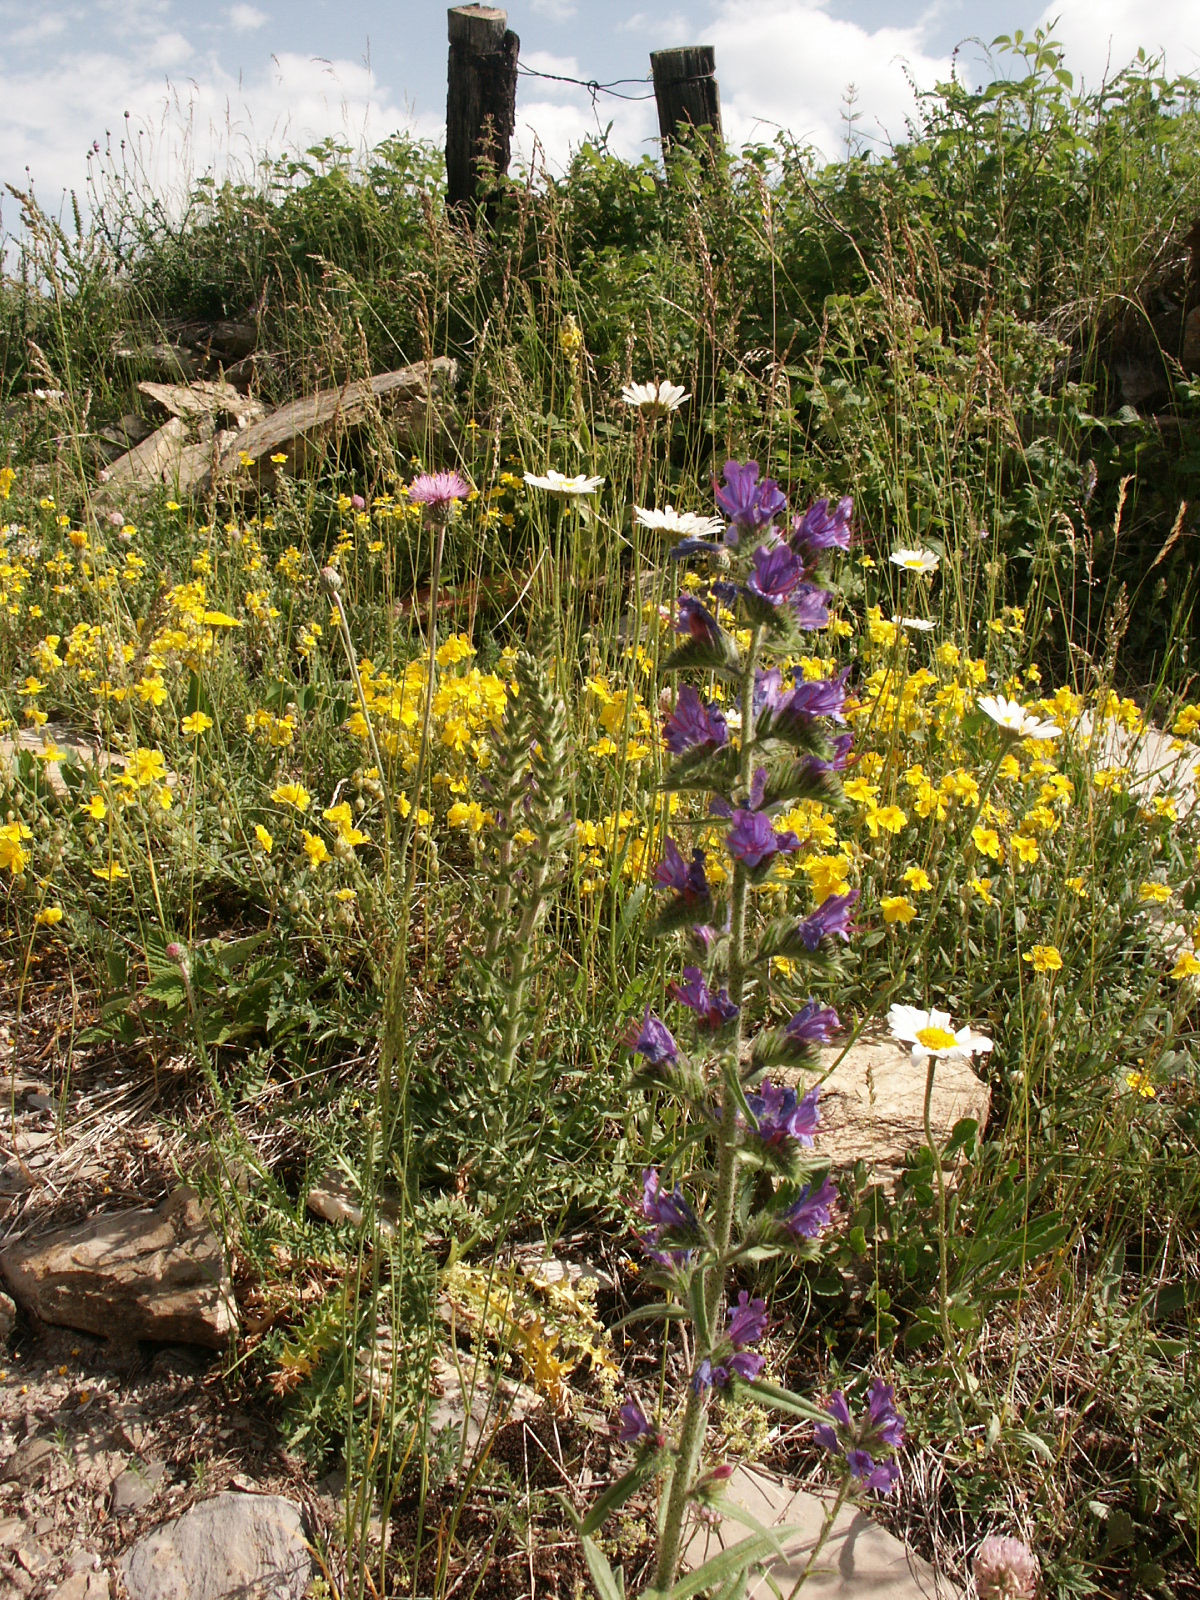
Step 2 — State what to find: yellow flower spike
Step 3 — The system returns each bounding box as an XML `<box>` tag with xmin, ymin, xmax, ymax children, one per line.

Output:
<box><xmin>1024</xmin><ymin>944</ymin><xmax>1063</xmax><ymax>973</ymax></box>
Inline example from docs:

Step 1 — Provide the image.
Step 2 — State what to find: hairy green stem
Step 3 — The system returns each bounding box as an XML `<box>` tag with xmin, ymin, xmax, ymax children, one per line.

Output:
<box><xmin>923</xmin><ymin>1053</ymin><xmax>952</xmax><ymax>1353</ymax></box>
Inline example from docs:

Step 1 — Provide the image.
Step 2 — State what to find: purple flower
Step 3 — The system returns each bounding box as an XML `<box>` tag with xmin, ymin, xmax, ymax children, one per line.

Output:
<box><xmin>795</xmin><ymin>891</ymin><xmax>858</xmax><ymax>949</ymax></box>
<box><xmin>785</xmin><ymin>1001</ymin><xmax>841</xmax><ymax>1046</ymax></box>
<box><xmin>791</xmin><ymin>582</ymin><xmax>831</xmax><ymax>631</ymax></box>
<box><xmin>745</xmin><ymin>1081</ymin><xmax>821</xmax><ymax>1147</ymax></box>
<box><xmin>714</xmin><ymin>460</ymin><xmax>787</xmax><ymax>539</ymax></box>
<box><xmin>973</xmin><ymin>1536</ymin><xmax>1040</xmax><ymax>1600</ymax></box>
<box><xmin>351</xmin><ymin>493</ymin><xmax>366</xmax><ymax>511</ymax></box>
<box><xmin>626</xmin><ymin>1008</ymin><xmax>678</xmax><ymax>1066</ymax></box>
<box><xmin>746</xmin><ymin>542</ymin><xmax>803</xmax><ymax>606</ymax></box>
<box><xmin>675</xmin><ymin>594</ymin><xmax>721</xmax><ymax>644</ymax></box>
<box><xmin>614</xmin><ymin>1397</ymin><xmax>656</xmax><ymax>1444</ymax></box>
<box><xmin>791</xmin><ymin>496</ymin><xmax>853</xmax><ymax>558</ymax></box>
<box><xmin>670</xmin><ymin>535</ymin><xmax>723</xmax><ymax>558</ymax></box>
<box><xmin>692</xmin><ymin>1358</ymin><xmax>716</xmax><ymax>1393</ymax></box>
<box><xmin>813</xmin><ymin>1391</ymin><xmax>852</xmax><ymax>1453</ymax></box>
<box><xmin>664</xmin><ymin>685</ymin><xmax>728</xmax><ymax>755</ymax></box>
<box><xmin>670</xmin><ymin>967</ymin><xmax>739</xmax><ymax>1030</ymax></box>
<box><xmin>691</xmin><ymin>1352</ymin><xmax>764</xmax><ymax>1393</ymax></box>
<box><xmin>774</xmin><ymin>668</ymin><xmax>850</xmax><ymax>725</ymax></box>
<box><xmin>780</xmin><ymin>1174</ymin><xmax>838</xmax><ymax>1239</ymax></box>
<box><xmin>407</xmin><ymin>471</ymin><xmax>470</xmax><ymax>507</ymax></box>
<box><xmin>867</xmin><ymin>1379</ymin><xmax>905</xmax><ymax>1449</ymax></box>
<box><xmin>654</xmin><ymin>839</ymin><xmax>711</xmax><ymax>904</ymax></box>
<box><xmin>806</xmin><ymin>733</ymin><xmax>855</xmax><ymax>775</ymax></box>
<box><xmin>727</xmin><ymin>1291</ymin><xmax>768</xmax><ymax>1348</ymax></box>
<box><xmin>727</xmin><ymin>1350</ymin><xmax>765</xmax><ymax>1382</ymax></box>
<box><xmin>726</xmin><ymin>809</ymin><xmax>800</xmax><ymax>870</ymax></box>
<box><xmin>641</xmin><ymin>1168</ymin><xmax>697</xmax><ymax>1232</ymax></box>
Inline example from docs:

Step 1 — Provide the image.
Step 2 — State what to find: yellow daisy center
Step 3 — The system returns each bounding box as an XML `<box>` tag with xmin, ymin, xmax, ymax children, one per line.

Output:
<box><xmin>916</xmin><ymin>1025</ymin><xmax>957</xmax><ymax>1052</ymax></box>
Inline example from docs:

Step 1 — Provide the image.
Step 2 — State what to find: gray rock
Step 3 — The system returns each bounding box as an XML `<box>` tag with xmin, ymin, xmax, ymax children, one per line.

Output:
<box><xmin>111</xmin><ymin>1459</ymin><xmax>166</xmax><ymax>1515</ymax></box>
<box><xmin>49</xmin><ymin>1575</ymin><xmax>110</xmax><ymax>1600</ymax></box>
<box><xmin>0</xmin><ymin>1189</ymin><xmax>236</xmax><ymax>1349</ymax></box>
<box><xmin>0</xmin><ymin>1289</ymin><xmax>15</xmax><ymax>1342</ymax></box>
<box><xmin>119</xmin><ymin>1492</ymin><xmax>311</xmax><ymax>1600</ymax></box>
<box><xmin>1</xmin><ymin>1435</ymin><xmax>58</xmax><ymax>1486</ymax></box>
<box><xmin>682</xmin><ymin>1464</ymin><xmax>961</xmax><ymax>1597</ymax></box>
<box><xmin>0</xmin><ymin>1516</ymin><xmax>25</xmax><ymax>1544</ymax></box>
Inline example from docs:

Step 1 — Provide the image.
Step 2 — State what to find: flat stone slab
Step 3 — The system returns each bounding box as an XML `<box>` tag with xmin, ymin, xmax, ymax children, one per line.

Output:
<box><xmin>0</xmin><ymin>1188</ymin><xmax>236</xmax><ymax>1348</ymax></box>
<box><xmin>786</xmin><ymin>1035</ymin><xmax>990</xmax><ymax>1187</ymax></box>
<box><xmin>682</xmin><ymin>1464</ymin><xmax>957</xmax><ymax>1597</ymax></box>
<box><xmin>119</xmin><ymin>1492</ymin><xmax>311</xmax><ymax>1600</ymax></box>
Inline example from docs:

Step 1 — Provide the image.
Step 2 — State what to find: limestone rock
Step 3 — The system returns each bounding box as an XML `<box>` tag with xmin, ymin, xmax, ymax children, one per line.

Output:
<box><xmin>1</xmin><ymin>1436</ymin><xmax>59</xmax><ymax>1486</ymax></box>
<box><xmin>792</xmin><ymin>1033</ymin><xmax>990</xmax><ymax>1187</ymax></box>
<box><xmin>0</xmin><ymin>1188</ymin><xmax>236</xmax><ymax>1348</ymax></box>
<box><xmin>682</xmin><ymin>1463</ymin><xmax>961</xmax><ymax>1598</ymax></box>
<box><xmin>111</xmin><ymin>1459</ymin><xmax>166</xmax><ymax>1515</ymax></box>
<box><xmin>119</xmin><ymin>1492</ymin><xmax>311</xmax><ymax>1600</ymax></box>
<box><xmin>49</xmin><ymin>1574</ymin><xmax>110</xmax><ymax>1600</ymax></box>
<box><xmin>0</xmin><ymin>1289</ymin><xmax>15</xmax><ymax>1342</ymax></box>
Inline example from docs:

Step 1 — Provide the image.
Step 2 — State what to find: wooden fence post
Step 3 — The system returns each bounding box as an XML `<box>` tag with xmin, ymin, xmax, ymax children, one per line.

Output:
<box><xmin>446</xmin><ymin>5</ymin><xmax>520</xmax><ymax>213</ymax></box>
<box><xmin>650</xmin><ymin>46</ymin><xmax>722</xmax><ymax>150</ymax></box>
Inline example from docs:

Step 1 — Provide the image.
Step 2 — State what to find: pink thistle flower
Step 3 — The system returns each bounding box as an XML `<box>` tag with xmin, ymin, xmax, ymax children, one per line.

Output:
<box><xmin>407</xmin><ymin>472</ymin><xmax>470</xmax><ymax>507</ymax></box>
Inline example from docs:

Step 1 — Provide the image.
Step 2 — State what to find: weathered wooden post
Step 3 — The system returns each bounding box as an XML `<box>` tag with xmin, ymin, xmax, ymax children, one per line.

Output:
<box><xmin>650</xmin><ymin>46</ymin><xmax>722</xmax><ymax>150</ymax></box>
<box><xmin>446</xmin><ymin>5</ymin><xmax>520</xmax><ymax>214</ymax></box>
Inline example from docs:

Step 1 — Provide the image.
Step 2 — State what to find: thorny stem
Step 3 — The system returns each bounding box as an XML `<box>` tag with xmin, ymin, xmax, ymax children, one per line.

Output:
<box><xmin>654</xmin><ymin>625</ymin><xmax>762</xmax><ymax>1592</ymax></box>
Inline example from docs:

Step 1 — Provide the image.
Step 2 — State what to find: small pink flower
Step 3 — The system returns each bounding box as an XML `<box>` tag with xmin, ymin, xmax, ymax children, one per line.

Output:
<box><xmin>107</xmin><ymin>510</ymin><xmax>124</xmax><ymax>526</ymax></box>
<box><xmin>407</xmin><ymin>471</ymin><xmax>469</xmax><ymax>507</ymax></box>
<box><xmin>351</xmin><ymin>494</ymin><xmax>365</xmax><ymax>511</ymax></box>
<box><xmin>973</xmin><ymin>1535</ymin><xmax>1039</xmax><ymax>1599</ymax></box>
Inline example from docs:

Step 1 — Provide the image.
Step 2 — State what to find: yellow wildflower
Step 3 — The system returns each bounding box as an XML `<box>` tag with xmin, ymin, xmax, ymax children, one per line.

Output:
<box><xmin>91</xmin><ymin>862</ymin><xmax>128</xmax><ymax>882</ymax></box>
<box><xmin>272</xmin><ymin>782</ymin><xmax>311</xmax><ymax>811</ymax></box>
<box><xmin>1125</xmin><ymin>1071</ymin><xmax>1156</xmax><ymax>1099</ymax></box>
<box><xmin>1138</xmin><ymin>882</ymin><xmax>1171</xmax><ymax>905</ymax></box>
<box><xmin>34</xmin><ymin>906</ymin><xmax>63</xmax><ymax>926</ymax></box>
<box><xmin>301</xmin><ymin>831</ymin><xmax>330</xmax><ymax>868</ymax></box>
<box><xmin>1024</xmin><ymin>944</ymin><xmax>1062</xmax><ymax>973</ymax></box>
<box><xmin>902</xmin><ymin>866</ymin><xmax>932</xmax><ymax>892</ymax></box>
<box><xmin>181</xmin><ymin>711</ymin><xmax>213</xmax><ymax>737</ymax></box>
<box><xmin>254</xmin><ymin>824</ymin><xmax>273</xmax><ymax>853</ymax></box>
<box><xmin>1011</xmin><ymin>835</ymin><xmax>1039</xmax><ymax>865</ymax></box>
<box><xmin>971</xmin><ymin>826</ymin><xmax>1002</xmax><ymax>861</ymax></box>
<box><xmin>1170</xmin><ymin>950</ymin><xmax>1200</xmax><ymax>979</ymax></box>
<box><xmin>880</xmin><ymin>895</ymin><xmax>917</xmax><ymax>924</ymax></box>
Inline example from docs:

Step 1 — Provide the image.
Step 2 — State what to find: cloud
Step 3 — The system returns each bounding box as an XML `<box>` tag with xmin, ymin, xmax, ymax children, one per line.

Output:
<box><xmin>1032</xmin><ymin>0</ymin><xmax>1200</xmax><ymax>84</ymax></box>
<box><xmin>708</xmin><ymin>0</ymin><xmax>951</xmax><ymax>158</ymax></box>
<box><xmin>528</xmin><ymin>0</ymin><xmax>578</xmax><ymax>19</ymax></box>
<box><xmin>229</xmin><ymin>4</ymin><xmax>268</xmax><ymax>31</ymax></box>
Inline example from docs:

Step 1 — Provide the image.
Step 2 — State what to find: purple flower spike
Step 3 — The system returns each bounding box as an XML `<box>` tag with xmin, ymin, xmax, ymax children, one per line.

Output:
<box><xmin>785</xmin><ymin>1001</ymin><xmax>841</xmax><ymax>1046</ymax></box>
<box><xmin>814</xmin><ymin>1390</ymin><xmax>852</xmax><ymax>1454</ymax></box>
<box><xmin>670</xmin><ymin>967</ymin><xmax>739</xmax><ymax>1030</ymax></box>
<box><xmin>813</xmin><ymin>1382</ymin><xmax>905</xmax><ymax>1495</ymax></box>
<box><xmin>791</xmin><ymin>496</ymin><xmax>853</xmax><ymax>558</ymax></box>
<box><xmin>664</xmin><ymin>685</ymin><xmax>728</xmax><ymax>755</ymax></box>
<box><xmin>615</xmin><ymin>1397</ymin><xmax>656</xmax><ymax>1444</ymax></box>
<box><xmin>675</xmin><ymin>594</ymin><xmax>722</xmax><ymax>644</ymax></box>
<box><xmin>728</xmin><ymin>1291</ymin><xmax>768</xmax><ymax>1348</ymax></box>
<box><xmin>726</xmin><ymin>809</ymin><xmax>801</xmax><ymax>870</ymax></box>
<box><xmin>806</xmin><ymin>733</ymin><xmax>855</xmax><ymax>776</ymax></box>
<box><xmin>746</xmin><ymin>1081</ymin><xmax>821</xmax><ymax>1147</ymax></box>
<box><xmin>781</xmin><ymin>1174</ymin><xmax>838</xmax><ymax>1239</ymax></box>
<box><xmin>626</xmin><ymin>1007</ymin><xmax>678</xmax><ymax>1066</ymax></box>
<box><xmin>641</xmin><ymin>1168</ymin><xmax>697</xmax><ymax>1231</ymax></box>
<box><xmin>655</xmin><ymin>839</ymin><xmax>711</xmax><ymax>904</ymax></box>
<box><xmin>863</xmin><ymin>1458</ymin><xmax>901</xmax><ymax>1495</ymax></box>
<box><xmin>746</xmin><ymin>542</ymin><xmax>803</xmax><ymax>606</ymax></box>
<box><xmin>714</xmin><ymin>460</ymin><xmax>787</xmax><ymax>538</ymax></box>
<box><xmin>796</xmin><ymin>890</ymin><xmax>859</xmax><ymax>949</ymax></box>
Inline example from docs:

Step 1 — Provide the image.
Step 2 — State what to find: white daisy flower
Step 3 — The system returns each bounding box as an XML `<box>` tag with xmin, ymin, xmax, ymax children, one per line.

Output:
<box><xmin>893</xmin><ymin>614</ymin><xmax>936</xmax><ymax>632</ymax></box>
<box><xmin>887</xmin><ymin>1004</ymin><xmax>994</xmax><ymax>1065</ymax></box>
<box><xmin>977</xmin><ymin>694</ymin><xmax>1061</xmax><ymax>741</ymax></box>
<box><xmin>523</xmin><ymin>470</ymin><xmax>605</xmax><ymax>496</ymax></box>
<box><xmin>621</xmin><ymin>380</ymin><xmax>690</xmax><ymax>413</ymax></box>
<box><xmin>633</xmin><ymin>505</ymin><xmax>725</xmax><ymax>539</ymax></box>
<box><xmin>890</xmin><ymin>547</ymin><xmax>940</xmax><ymax>575</ymax></box>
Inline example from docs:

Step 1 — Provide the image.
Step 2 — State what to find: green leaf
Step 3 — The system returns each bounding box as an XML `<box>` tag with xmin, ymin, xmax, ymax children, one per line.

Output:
<box><xmin>740</xmin><ymin>1379</ymin><xmax>829</xmax><ymax>1425</ymax></box>
<box><xmin>663</xmin><ymin>1531</ymin><xmax>786</xmax><ymax>1598</ymax></box>
<box><xmin>581</xmin><ymin>1455</ymin><xmax>662</xmax><ymax>1536</ymax></box>
<box><xmin>581</xmin><ymin>1535</ymin><xmax>626</xmax><ymax>1600</ymax></box>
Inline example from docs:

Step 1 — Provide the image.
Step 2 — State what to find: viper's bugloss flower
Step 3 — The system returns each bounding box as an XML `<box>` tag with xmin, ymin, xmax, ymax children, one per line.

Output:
<box><xmin>726</xmin><ymin>809</ymin><xmax>800</xmax><ymax>869</ymax></box>
<box><xmin>727</xmin><ymin>1290</ymin><xmax>768</xmax><ymax>1347</ymax></box>
<box><xmin>670</xmin><ymin>966</ymin><xmax>739</xmax><ymax>1029</ymax></box>
<box><xmin>814</xmin><ymin>1379</ymin><xmax>905</xmax><ymax>1494</ymax></box>
<box><xmin>795</xmin><ymin>890</ymin><xmax>858</xmax><ymax>948</ymax></box>
<box><xmin>675</xmin><ymin>594</ymin><xmax>722</xmax><ymax>643</ymax></box>
<box><xmin>780</xmin><ymin>1173</ymin><xmax>838</xmax><ymax>1238</ymax></box>
<box><xmin>791</xmin><ymin>581</ymin><xmax>831</xmax><ymax>631</ymax></box>
<box><xmin>806</xmin><ymin>733</ymin><xmax>855</xmax><ymax>775</ymax></box>
<box><xmin>664</xmin><ymin>684</ymin><xmax>728</xmax><ymax>754</ymax></box>
<box><xmin>773</xmin><ymin>668</ymin><xmax>850</xmax><ymax>725</ymax></box>
<box><xmin>614</xmin><ymin>1397</ymin><xmax>658</xmax><ymax>1444</ymax></box>
<box><xmin>655</xmin><ymin>838</ymin><xmax>711</xmax><ymax>903</ymax></box>
<box><xmin>746</xmin><ymin>541</ymin><xmax>803</xmax><ymax>605</ymax></box>
<box><xmin>791</xmin><ymin>496</ymin><xmax>853</xmax><ymax>557</ymax></box>
<box><xmin>785</xmin><ymin>1000</ymin><xmax>841</xmax><ymax>1046</ymax></box>
<box><xmin>745</xmin><ymin>1080</ymin><xmax>821</xmax><ymax>1146</ymax></box>
<box><xmin>691</xmin><ymin>1350</ymin><xmax>765</xmax><ymax>1393</ymax></box>
<box><xmin>641</xmin><ymin>1167</ymin><xmax>697</xmax><ymax>1231</ymax></box>
<box><xmin>626</xmin><ymin>1007</ymin><xmax>678</xmax><ymax>1066</ymax></box>
<box><xmin>714</xmin><ymin>460</ymin><xmax>787</xmax><ymax>539</ymax></box>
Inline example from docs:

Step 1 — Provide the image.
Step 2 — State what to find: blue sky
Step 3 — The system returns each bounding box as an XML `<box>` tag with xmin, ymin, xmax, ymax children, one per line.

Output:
<box><xmin>2</xmin><ymin>0</ymin><xmax>1196</xmax><ymax>221</ymax></box>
